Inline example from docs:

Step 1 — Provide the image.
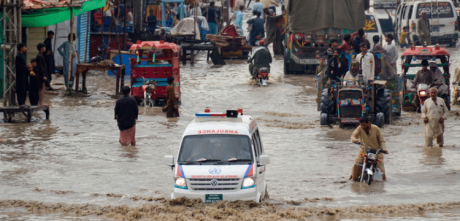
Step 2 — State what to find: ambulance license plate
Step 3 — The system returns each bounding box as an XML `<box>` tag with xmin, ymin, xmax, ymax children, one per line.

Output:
<box><xmin>205</xmin><ymin>194</ymin><xmax>223</xmax><ymax>203</ymax></box>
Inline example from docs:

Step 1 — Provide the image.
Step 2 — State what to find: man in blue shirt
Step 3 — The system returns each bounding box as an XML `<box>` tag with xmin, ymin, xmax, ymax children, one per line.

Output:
<box><xmin>253</xmin><ymin>0</ymin><xmax>264</xmax><ymax>19</ymax></box>
<box><xmin>204</xmin><ymin>2</ymin><xmax>218</xmax><ymax>34</ymax></box>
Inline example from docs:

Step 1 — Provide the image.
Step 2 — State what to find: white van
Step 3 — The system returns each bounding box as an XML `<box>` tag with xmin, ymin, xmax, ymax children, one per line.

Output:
<box><xmin>394</xmin><ymin>0</ymin><xmax>459</xmax><ymax>47</ymax></box>
<box><xmin>164</xmin><ymin>109</ymin><xmax>270</xmax><ymax>203</ymax></box>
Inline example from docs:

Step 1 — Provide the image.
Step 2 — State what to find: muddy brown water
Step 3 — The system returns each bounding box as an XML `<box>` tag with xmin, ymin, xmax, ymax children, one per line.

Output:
<box><xmin>2</xmin><ymin>9</ymin><xmax>460</xmax><ymax>221</ymax></box>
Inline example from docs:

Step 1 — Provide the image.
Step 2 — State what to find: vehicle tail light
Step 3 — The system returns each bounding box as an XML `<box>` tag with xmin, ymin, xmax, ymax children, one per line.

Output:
<box><xmin>237</xmin><ymin>109</ymin><xmax>243</xmax><ymax>115</ymax></box>
<box><xmin>456</xmin><ymin>21</ymin><xmax>459</xmax><ymax>31</ymax></box>
<box><xmin>205</xmin><ymin>108</ymin><xmax>210</xmax><ymax>113</ymax></box>
<box><xmin>411</xmin><ymin>21</ymin><xmax>416</xmax><ymax>32</ymax></box>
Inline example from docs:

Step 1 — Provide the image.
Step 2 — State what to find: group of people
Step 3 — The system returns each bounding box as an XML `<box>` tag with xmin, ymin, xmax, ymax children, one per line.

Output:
<box><xmin>15</xmin><ymin>31</ymin><xmax>80</xmax><ymax>108</ymax></box>
<box><xmin>316</xmin><ymin>30</ymin><xmax>399</xmax><ymax>89</ymax></box>
<box><xmin>146</xmin><ymin>2</ymin><xmax>220</xmax><ymax>35</ymax></box>
<box><xmin>15</xmin><ymin>31</ymin><xmax>55</xmax><ymax>108</ymax></box>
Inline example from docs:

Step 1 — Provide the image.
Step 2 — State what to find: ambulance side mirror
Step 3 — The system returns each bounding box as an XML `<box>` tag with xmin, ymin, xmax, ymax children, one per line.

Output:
<box><xmin>164</xmin><ymin>155</ymin><xmax>175</xmax><ymax>169</ymax></box>
<box><xmin>258</xmin><ymin>155</ymin><xmax>270</xmax><ymax>166</ymax></box>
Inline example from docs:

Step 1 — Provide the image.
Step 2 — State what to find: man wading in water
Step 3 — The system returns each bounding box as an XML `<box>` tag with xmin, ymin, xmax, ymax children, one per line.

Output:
<box><xmin>115</xmin><ymin>86</ymin><xmax>139</xmax><ymax>146</ymax></box>
<box><xmin>422</xmin><ymin>87</ymin><xmax>448</xmax><ymax>148</ymax></box>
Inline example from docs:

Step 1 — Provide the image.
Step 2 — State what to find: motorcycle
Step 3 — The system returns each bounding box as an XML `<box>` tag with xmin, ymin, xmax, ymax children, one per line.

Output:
<box><xmin>140</xmin><ymin>78</ymin><xmax>156</xmax><ymax>107</ymax></box>
<box><xmin>416</xmin><ymin>83</ymin><xmax>430</xmax><ymax>110</ymax></box>
<box><xmin>90</xmin><ymin>45</ymin><xmax>110</xmax><ymax>63</ymax></box>
<box><xmin>356</xmin><ymin>142</ymin><xmax>388</xmax><ymax>185</ymax></box>
<box><xmin>257</xmin><ymin>67</ymin><xmax>270</xmax><ymax>87</ymax></box>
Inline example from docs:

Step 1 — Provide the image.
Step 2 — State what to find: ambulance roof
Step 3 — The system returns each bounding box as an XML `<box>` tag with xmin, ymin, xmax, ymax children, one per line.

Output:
<box><xmin>182</xmin><ymin>109</ymin><xmax>257</xmax><ymax>137</ymax></box>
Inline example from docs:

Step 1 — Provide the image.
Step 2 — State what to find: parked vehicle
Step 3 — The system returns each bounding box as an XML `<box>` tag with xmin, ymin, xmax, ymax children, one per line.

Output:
<box><xmin>164</xmin><ymin>109</ymin><xmax>270</xmax><ymax>203</ymax></box>
<box><xmin>394</xmin><ymin>0</ymin><xmax>459</xmax><ymax>47</ymax></box>
<box><xmin>356</xmin><ymin>142</ymin><xmax>388</xmax><ymax>185</ymax></box>
<box><xmin>129</xmin><ymin>41</ymin><xmax>181</xmax><ymax>106</ymax></box>
<box><xmin>401</xmin><ymin>45</ymin><xmax>451</xmax><ymax>111</ymax></box>
<box><xmin>90</xmin><ymin>45</ymin><xmax>110</xmax><ymax>63</ymax></box>
<box><xmin>283</xmin><ymin>0</ymin><xmax>366</xmax><ymax>74</ymax></box>
<box><xmin>364</xmin><ymin>11</ymin><xmax>396</xmax><ymax>49</ymax></box>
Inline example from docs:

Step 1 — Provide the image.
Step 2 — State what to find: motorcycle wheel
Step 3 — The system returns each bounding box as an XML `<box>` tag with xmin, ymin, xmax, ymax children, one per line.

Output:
<box><xmin>367</xmin><ymin>174</ymin><xmax>373</xmax><ymax>185</ymax></box>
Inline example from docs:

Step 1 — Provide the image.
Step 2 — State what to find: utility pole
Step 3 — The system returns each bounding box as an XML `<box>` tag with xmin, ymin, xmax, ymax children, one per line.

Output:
<box><xmin>67</xmin><ymin>0</ymin><xmax>74</xmax><ymax>91</ymax></box>
<box><xmin>2</xmin><ymin>0</ymin><xmax>23</xmax><ymax>106</ymax></box>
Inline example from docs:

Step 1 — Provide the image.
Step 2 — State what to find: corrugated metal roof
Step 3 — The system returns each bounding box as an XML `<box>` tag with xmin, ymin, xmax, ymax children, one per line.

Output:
<box><xmin>23</xmin><ymin>0</ymin><xmax>86</xmax><ymax>10</ymax></box>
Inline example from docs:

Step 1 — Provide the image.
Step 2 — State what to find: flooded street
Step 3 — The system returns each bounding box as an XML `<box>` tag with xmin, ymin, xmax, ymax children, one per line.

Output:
<box><xmin>1</xmin><ymin>46</ymin><xmax>459</xmax><ymax>219</ymax></box>
<box><xmin>2</xmin><ymin>8</ymin><xmax>460</xmax><ymax>221</ymax></box>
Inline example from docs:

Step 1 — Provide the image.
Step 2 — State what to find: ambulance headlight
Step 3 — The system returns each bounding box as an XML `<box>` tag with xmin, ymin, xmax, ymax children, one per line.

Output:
<box><xmin>175</xmin><ymin>177</ymin><xmax>187</xmax><ymax>189</ymax></box>
<box><xmin>242</xmin><ymin>177</ymin><xmax>255</xmax><ymax>189</ymax></box>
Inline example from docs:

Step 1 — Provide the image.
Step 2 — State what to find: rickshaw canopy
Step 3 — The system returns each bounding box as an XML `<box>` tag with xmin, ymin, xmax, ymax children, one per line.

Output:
<box><xmin>401</xmin><ymin>45</ymin><xmax>450</xmax><ymax>58</ymax></box>
<box><xmin>130</xmin><ymin>41</ymin><xmax>181</xmax><ymax>53</ymax></box>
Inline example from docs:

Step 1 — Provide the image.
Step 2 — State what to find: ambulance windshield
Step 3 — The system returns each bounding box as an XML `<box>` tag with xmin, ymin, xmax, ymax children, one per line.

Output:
<box><xmin>178</xmin><ymin>135</ymin><xmax>253</xmax><ymax>164</ymax></box>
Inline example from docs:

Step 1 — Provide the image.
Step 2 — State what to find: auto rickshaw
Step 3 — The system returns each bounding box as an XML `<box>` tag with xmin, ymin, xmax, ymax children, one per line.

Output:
<box><xmin>401</xmin><ymin>44</ymin><xmax>451</xmax><ymax>111</ymax></box>
<box><xmin>129</xmin><ymin>41</ymin><xmax>181</xmax><ymax>106</ymax></box>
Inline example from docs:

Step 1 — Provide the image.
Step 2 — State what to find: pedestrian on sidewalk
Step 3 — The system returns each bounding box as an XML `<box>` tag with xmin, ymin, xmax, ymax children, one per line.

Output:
<box><xmin>44</xmin><ymin>31</ymin><xmax>55</xmax><ymax>90</ymax></box>
<box><xmin>115</xmin><ymin>86</ymin><xmax>139</xmax><ymax>146</ymax></box>
<box><xmin>28</xmin><ymin>59</ymin><xmax>39</xmax><ymax>106</ymax></box>
<box><xmin>15</xmin><ymin>43</ymin><xmax>29</xmax><ymax>108</ymax></box>
<box><xmin>36</xmin><ymin>43</ymin><xmax>49</xmax><ymax>106</ymax></box>
<box><xmin>57</xmin><ymin>33</ymin><xmax>79</xmax><ymax>90</ymax></box>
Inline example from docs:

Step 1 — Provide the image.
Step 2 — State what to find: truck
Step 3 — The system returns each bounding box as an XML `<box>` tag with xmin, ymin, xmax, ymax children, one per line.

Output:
<box><xmin>283</xmin><ymin>0</ymin><xmax>367</xmax><ymax>74</ymax></box>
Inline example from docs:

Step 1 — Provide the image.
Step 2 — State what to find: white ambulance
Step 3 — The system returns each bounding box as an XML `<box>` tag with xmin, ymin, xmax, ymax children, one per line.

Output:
<box><xmin>164</xmin><ymin>109</ymin><xmax>270</xmax><ymax>203</ymax></box>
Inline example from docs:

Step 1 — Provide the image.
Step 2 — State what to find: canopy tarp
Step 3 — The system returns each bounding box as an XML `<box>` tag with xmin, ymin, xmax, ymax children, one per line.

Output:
<box><xmin>2</xmin><ymin>0</ymin><xmax>105</xmax><ymax>28</ymax></box>
<box><xmin>286</xmin><ymin>0</ymin><xmax>366</xmax><ymax>33</ymax></box>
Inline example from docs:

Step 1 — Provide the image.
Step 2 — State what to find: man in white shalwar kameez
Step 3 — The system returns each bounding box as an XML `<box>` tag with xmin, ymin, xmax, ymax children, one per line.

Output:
<box><xmin>422</xmin><ymin>87</ymin><xmax>448</xmax><ymax>147</ymax></box>
<box><xmin>355</xmin><ymin>43</ymin><xmax>375</xmax><ymax>83</ymax></box>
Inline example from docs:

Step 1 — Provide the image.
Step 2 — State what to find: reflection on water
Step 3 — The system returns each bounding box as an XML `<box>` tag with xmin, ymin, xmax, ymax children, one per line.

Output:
<box><xmin>350</xmin><ymin>182</ymin><xmax>386</xmax><ymax>195</ymax></box>
<box><xmin>119</xmin><ymin>146</ymin><xmax>139</xmax><ymax>160</ymax></box>
<box><xmin>421</xmin><ymin>147</ymin><xmax>445</xmax><ymax>166</ymax></box>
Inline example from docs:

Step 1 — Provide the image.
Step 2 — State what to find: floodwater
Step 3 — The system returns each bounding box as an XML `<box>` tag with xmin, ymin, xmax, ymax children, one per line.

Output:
<box><xmin>2</xmin><ymin>8</ymin><xmax>460</xmax><ymax>221</ymax></box>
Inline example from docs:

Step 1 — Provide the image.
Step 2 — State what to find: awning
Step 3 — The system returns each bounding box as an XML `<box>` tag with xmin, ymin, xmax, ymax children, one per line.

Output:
<box><xmin>2</xmin><ymin>0</ymin><xmax>106</xmax><ymax>28</ymax></box>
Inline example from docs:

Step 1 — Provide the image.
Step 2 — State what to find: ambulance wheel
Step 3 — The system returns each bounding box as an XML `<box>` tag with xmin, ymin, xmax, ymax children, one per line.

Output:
<box><xmin>375</xmin><ymin>112</ymin><xmax>384</xmax><ymax>128</ymax></box>
<box><xmin>320</xmin><ymin>113</ymin><xmax>329</xmax><ymax>125</ymax></box>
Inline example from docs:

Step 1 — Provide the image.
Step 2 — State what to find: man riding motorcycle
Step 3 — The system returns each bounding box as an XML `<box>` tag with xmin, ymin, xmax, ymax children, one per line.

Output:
<box><xmin>413</xmin><ymin>59</ymin><xmax>434</xmax><ymax>111</ymax></box>
<box><xmin>429</xmin><ymin>61</ymin><xmax>449</xmax><ymax>98</ymax></box>
<box><xmin>350</xmin><ymin>116</ymin><xmax>389</xmax><ymax>181</ymax></box>
<box><xmin>248</xmin><ymin>40</ymin><xmax>272</xmax><ymax>79</ymax></box>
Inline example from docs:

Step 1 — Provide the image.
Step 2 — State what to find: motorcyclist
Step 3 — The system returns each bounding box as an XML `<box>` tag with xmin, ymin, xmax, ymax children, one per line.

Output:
<box><xmin>350</xmin><ymin>116</ymin><xmax>389</xmax><ymax>181</ymax></box>
<box><xmin>248</xmin><ymin>40</ymin><xmax>272</xmax><ymax>79</ymax></box>
<box><xmin>413</xmin><ymin>59</ymin><xmax>434</xmax><ymax>111</ymax></box>
<box><xmin>429</xmin><ymin>61</ymin><xmax>448</xmax><ymax>97</ymax></box>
